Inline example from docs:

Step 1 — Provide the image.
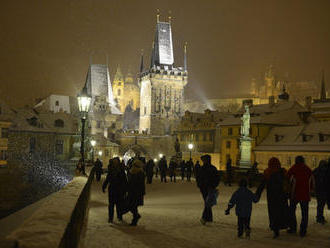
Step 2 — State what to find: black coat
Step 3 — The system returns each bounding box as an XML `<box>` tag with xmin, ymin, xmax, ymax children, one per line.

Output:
<box><xmin>159</xmin><ymin>158</ymin><xmax>167</xmax><ymax>172</ymax></box>
<box><xmin>146</xmin><ymin>160</ymin><xmax>155</xmax><ymax>175</ymax></box>
<box><xmin>169</xmin><ymin>161</ymin><xmax>177</xmax><ymax>175</ymax></box>
<box><xmin>313</xmin><ymin>166</ymin><xmax>328</xmax><ymax>197</ymax></box>
<box><xmin>229</xmin><ymin>187</ymin><xmax>258</xmax><ymax>218</ymax></box>
<box><xmin>128</xmin><ymin>170</ymin><xmax>145</xmax><ymax>207</ymax></box>
<box><xmin>257</xmin><ymin>168</ymin><xmax>289</xmax><ymax>231</ymax></box>
<box><xmin>102</xmin><ymin>167</ymin><xmax>128</xmax><ymax>200</ymax></box>
<box><xmin>197</xmin><ymin>163</ymin><xmax>220</xmax><ymax>191</ymax></box>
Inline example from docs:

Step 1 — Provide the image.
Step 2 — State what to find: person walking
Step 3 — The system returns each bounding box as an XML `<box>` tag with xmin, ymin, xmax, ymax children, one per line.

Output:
<box><xmin>169</xmin><ymin>159</ymin><xmax>177</xmax><ymax>182</ymax></box>
<box><xmin>313</xmin><ymin>160</ymin><xmax>328</xmax><ymax>224</ymax></box>
<box><xmin>287</xmin><ymin>156</ymin><xmax>314</xmax><ymax>237</ymax></box>
<box><xmin>102</xmin><ymin>158</ymin><xmax>128</xmax><ymax>223</ymax></box>
<box><xmin>225</xmin><ymin>157</ymin><xmax>233</xmax><ymax>186</ymax></box>
<box><xmin>186</xmin><ymin>159</ymin><xmax>193</xmax><ymax>182</ymax></box>
<box><xmin>94</xmin><ymin>158</ymin><xmax>103</xmax><ymax>182</ymax></box>
<box><xmin>159</xmin><ymin>156</ymin><xmax>167</xmax><ymax>183</ymax></box>
<box><xmin>194</xmin><ymin>160</ymin><xmax>201</xmax><ymax>178</ymax></box>
<box><xmin>225</xmin><ymin>178</ymin><xmax>259</xmax><ymax>238</ymax></box>
<box><xmin>180</xmin><ymin>160</ymin><xmax>185</xmax><ymax>181</ymax></box>
<box><xmin>126</xmin><ymin>158</ymin><xmax>146</xmax><ymax>226</ymax></box>
<box><xmin>145</xmin><ymin>159</ymin><xmax>155</xmax><ymax>184</ymax></box>
<box><xmin>256</xmin><ymin>157</ymin><xmax>290</xmax><ymax>238</ymax></box>
<box><xmin>197</xmin><ymin>154</ymin><xmax>220</xmax><ymax>225</ymax></box>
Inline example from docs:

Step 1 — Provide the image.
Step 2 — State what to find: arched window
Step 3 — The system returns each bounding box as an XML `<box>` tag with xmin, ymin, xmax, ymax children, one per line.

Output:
<box><xmin>54</xmin><ymin>119</ymin><xmax>64</xmax><ymax>127</ymax></box>
<box><xmin>118</xmin><ymin>89</ymin><xmax>121</xmax><ymax>96</ymax></box>
<box><xmin>55</xmin><ymin>100</ymin><xmax>59</xmax><ymax>106</ymax></box>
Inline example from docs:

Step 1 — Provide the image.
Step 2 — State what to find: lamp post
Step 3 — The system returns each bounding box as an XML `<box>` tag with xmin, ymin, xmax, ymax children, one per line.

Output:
<box><xmin>77</xmin><ymin>85</ymin><xmax>92</xmax><ymax>175</ymax></box>
<box><xmin>159</xmin><ymin>153</ymin><xmax>163</xmax><ymax>159</ymax></box>
<box><xmin>188</xmin><ymin>143</ymin><xmax>194</xmax><ymax>160</ymax></box>
<box><xmin>90</xmin><ymin>139</ymin><xmax>96</xmax><ymax>163</ymax></box>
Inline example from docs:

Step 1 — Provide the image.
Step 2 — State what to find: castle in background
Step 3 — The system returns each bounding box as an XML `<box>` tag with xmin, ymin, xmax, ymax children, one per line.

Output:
<box><xmin>139</xmin><ymin>14</ymin><xmax>188</xmax><ymax>135</ymax></box>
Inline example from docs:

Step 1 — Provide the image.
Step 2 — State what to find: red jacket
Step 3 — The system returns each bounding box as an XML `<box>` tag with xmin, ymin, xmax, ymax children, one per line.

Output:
<box><xmin>287</xmin><ymin>163</ymin><xmax>312</xmax><ymax>201</ymax></box>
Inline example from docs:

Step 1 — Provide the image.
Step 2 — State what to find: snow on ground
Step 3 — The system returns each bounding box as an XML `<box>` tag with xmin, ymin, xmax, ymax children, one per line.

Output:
<box><xmin>82</xmin><ymin>176</ymin><xmax>330</xmax><ymax>248</ymax></box>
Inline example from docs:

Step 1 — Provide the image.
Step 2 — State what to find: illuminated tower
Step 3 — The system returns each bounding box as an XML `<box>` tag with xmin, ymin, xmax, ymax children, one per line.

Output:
<box><xmin>112</xmin><ymin>66</ymin><xmax>125</xmax><ymax>112</ymax></box>
<box><xmin>139</xmin><ymin>13</ymin><xmax>188</xmax><ymax>135</ymax></box>
<box><xmin>265</xmin><ymin>65</ymin><xmax>275</xmax><ymax>98</ymax></box>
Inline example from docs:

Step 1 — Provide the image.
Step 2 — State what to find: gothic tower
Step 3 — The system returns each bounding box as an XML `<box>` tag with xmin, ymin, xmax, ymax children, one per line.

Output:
<box><xmin>139</xmin><ymin>14</ymin><xmax>188</xmax><ymax>135</ymax></box>
<box><xmin>265</xmin><ymin>64</ymin><xmax>275</xmax><ymax>98</ymax></box>
<box><xmin>112</xmin><ymin>66</ymin><xmax>125</xmax><ymax>112</ymax></box>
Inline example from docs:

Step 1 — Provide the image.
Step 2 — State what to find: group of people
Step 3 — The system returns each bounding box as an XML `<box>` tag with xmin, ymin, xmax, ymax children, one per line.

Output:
<box><xmin>224</xmin><ymin>156</ymin><xmax>330</xmax><ymax>239</ymax></box>
<box><xmin>95</xmin><ymin>153</ymin><xmax>330</xmax><ymax>239</ymax></box>
<box><xmin>101</xmin><ymin>157</ymin><xmax>145</xmax><ymax>226</ymax></box>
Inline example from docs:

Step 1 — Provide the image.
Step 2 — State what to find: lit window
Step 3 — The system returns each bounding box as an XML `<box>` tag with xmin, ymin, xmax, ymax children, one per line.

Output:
<box><xmin>226</xmin><ymin>141</ymin><xmax>231</xmax><ymax>148</ymax></box>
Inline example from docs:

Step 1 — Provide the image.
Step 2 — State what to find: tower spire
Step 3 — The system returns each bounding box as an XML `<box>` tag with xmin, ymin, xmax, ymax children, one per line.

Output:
<box><xmin>320</xmin><ymin>69</ymin><xmax>326</xmax><ymax>101</ymax></box>
<box><xmin>140</xmin><ymin>49</ymin><xmax>144</xmax><ymax>74</ymax></box>
<box><xmin>150</xmin><ymin>41</ymin><xmax>155</xmax><ymax>68</ymax></box>
<box><xmin>184</xmin><ymin>42</ymin><xmax>187</xmax><ymax>72</ymax></box>
<box><xmin>156</xmin><ymin>9</ymin><xmax>160</xmax><ymax>23</ymax></box>
<box><xmin>168</xmin><ymin>10</ymin><xmax>172</xmax><ymax>23</ymax></box>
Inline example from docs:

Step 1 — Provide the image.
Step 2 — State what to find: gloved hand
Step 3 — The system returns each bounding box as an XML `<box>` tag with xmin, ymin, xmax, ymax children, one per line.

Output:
<box><xmin>225</xmin><ymin>209</ymin><xmax>230</xmax><ymax>215</ymax></box>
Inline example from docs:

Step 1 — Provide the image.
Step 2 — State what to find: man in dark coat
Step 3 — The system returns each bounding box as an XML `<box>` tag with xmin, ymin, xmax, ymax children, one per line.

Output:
<box><xmin>197</xmin><ymin>154</ymin><xmax>220</xmax><ymax>224</ymax></box>
<box><xmin>313</xmin><ymin>160</ymin><xmax>328</xmax><ymax>224</ymax></box>
<box><xmin>159</xmin><ymin>156</ymin><xmax>167</xmax><ymax>183</ymax></box>
<box><xmin>186</xmin><ymin>159</ymin><xmax>193</xmax><ymax>182</ymax></box>
<box><xmin>180</xmin><ymin>160</ymin><xmax>185</xmax><ymax>181</ymax></box>
<box><xmin>287</xmin><ymin>156</ymin><xmax>314</xmax><ymax>237</ymax></box>
<box><xmin>94</xmin><ymin>158</ymin><xmax>103</xmax><ymax>182</ymax></box>
<box><xmin>102</xmin><ymin>158</ymin><xmax>128</xmax><ymax>223</ymax></box>
<box><xmin>127</xmin><ymin>158</ymin><xmax>146</xmax><ymax>226</ymax></box>
<box><xmin>225</xmin><ymin>178</ymin><xmax>259</xmax><ymax>238</ymax></box>
<box><xmin>169</xmin><ymin>159</ymin><xmax>177</xmax><ymax>182</ymax></box>
<box><xmin>145</xmin><ymin>159</ymin><xmax>155</xmax><ymax>184</ymax></box>
<box><xmin>225</xmin><ymin>158</ymin><xmax>233</xmax><ymax>186</ymax></box>
<box><xmin>256</xmin><ymin>157</ymin><xmax>290</xmax><ymax>238</ymax></box>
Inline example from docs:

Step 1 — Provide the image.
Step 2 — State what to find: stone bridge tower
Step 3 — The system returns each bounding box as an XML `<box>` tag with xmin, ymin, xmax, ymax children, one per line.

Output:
<box><xmin>139</xmin><ymin>13</ymin><xmax>188</xmax><ymax>135</ymax></box>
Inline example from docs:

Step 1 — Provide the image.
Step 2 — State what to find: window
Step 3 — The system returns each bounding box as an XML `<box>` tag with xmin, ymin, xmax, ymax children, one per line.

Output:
<box><xmin>209</xmin><ymin>133</ymin><xmax>213</xmax><ymax>141</ymax></box>
<box><xmin>55</xmin><ymin>140</ymin><xmax>64</xmax><ymax>155</ymax></box>
<box><xmin>203</xmin><ymin>132</ymin><xmax>207</xmax><ymax>141</ymax></box>
<box><xmin>226</xmin><ymin>154</ymin><xmax>231</xmax><ymax>162</ymax></box>
<box><xmin>54</xmin><ymin>119</ymin><xmax>64</xmax><ymax>127</ymax></box>
<box><xmin>195</xmin><ymin>134</ymin><xmax>199</xmax><ymax>141</ymax></box>
<box><xmin>96</xmin><ymin>121</ymin><xmax>101</xmax><ymax>128</ymax></box>
<box><xmin>228</xmin><ymin>128</ymin><xmax>233</xmax><ymax>135</ymax></box>
<box><xmin>319</xmin><ymin>133</ymin><xmax>325</xmax><ymax>142</ymax></box>
<box><xmin>105</xmin><ymin>149</ymin><xmax>109</xmax><ymax>156</ymax></box>
<box><xmin>226</xmin><ymin>141</ymin><xmax>231</xmax><ymax>148</ymax></box>
<box><xmin>1</xmin><ymin>128</ymin><xmax>9</xmax><ymax>138</ymax></box>
<box><xmin>29</xmin><ymin>137</ymin><xmax>36</xmax><ymax>153</ymax></box>
<box><xmin>144</xmin><ymin>107</ymin><xmax>147</xmax><ymax>115</ymax></box>
<box><xmin>0</xmin><ymin>150</ymin><xmax>7</xmax><ymax>160</ymax></box>
<box><xmin>117</xmin><ymin>89</ymin><xmax>121</xmax><ymax>96</ymax></box>
<box><xmin>118</xmin><ymin>82</ymin><xmax>121</xmax><ymax>86</ymax></box>
<box><xmin>55</xmin><ymin>100</ymin><xmax>59</xmax><ymax>106</ymax></box>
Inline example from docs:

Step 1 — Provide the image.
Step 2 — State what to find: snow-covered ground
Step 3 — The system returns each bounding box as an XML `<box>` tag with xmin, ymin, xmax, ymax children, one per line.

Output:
<box><xmin>82</xmin><ymin>176</ymin><xmax>330</xmax><ymax>248</ymax></box>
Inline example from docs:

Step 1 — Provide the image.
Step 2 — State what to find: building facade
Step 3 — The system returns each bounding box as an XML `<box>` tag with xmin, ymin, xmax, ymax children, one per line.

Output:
<box><xmin>139</xmin><ymin>17</ymin><xmax>188</xmax><ymax>135</ymax></box>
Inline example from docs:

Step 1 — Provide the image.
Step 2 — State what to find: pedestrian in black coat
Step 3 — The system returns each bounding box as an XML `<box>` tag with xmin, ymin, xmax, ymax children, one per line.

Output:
<box><xmin>197</xmin><ymin>154</ymin><xmax>220</xmax><ymax>224</ymax></box>
<box><xmin>180</xmin><ymin>160</ymin><xmax>185</xmax><ymax>181</ymax></box>
<box><xmin>225</xmin><ymin>178</ymin><xmax>259</xmax><ymax>238</ymax></box>
<box><xmin>102</xmin><ymin>158</ymin><xmax>128</xmax><ymax>223</ymax></box>
<box><xmin>225</xmin><ymin>158</ymin><xmax>233</xmax><ymax>186</ymax></box>
<box><xmin>194</xmin><ymin>160</ymin><xmax>201</xmax><ymax>178</ymax></box>
<box><xmin>94</xmin><ymin>158</ymin><xmax>103</xmax><ymax>181</ymax></box>
<box><xmin>256</xmin><ymin>157</ymin><xmax>290</xmax><ymax>238</ymax></box>
<box><xmin>313</xmin><ymin>160</ymin><xmax>328</xmax><ymax>224</ymax></box>
<box><xmin>159</xmin><ymin>156</ymin><xmax>167</xmax><ymax>183</ymax></box>
<box><xmin>186</xmin><ymin>159</ymin><xmax>193</xmax><ymax>182</ymax></box>
<box><xmin>127</xmin><ymin>158</ymin><xmax>146</xmax><ymax>226</ymax></box>
<box><xmin>169</xmin><ymin>159</ymin><xmax>177</xmax><ymax>182</ymax></box>
<box><xmin>145</xmin><ymin>159</ymin><xmax>155</xmax><ymax>184</ymax></box>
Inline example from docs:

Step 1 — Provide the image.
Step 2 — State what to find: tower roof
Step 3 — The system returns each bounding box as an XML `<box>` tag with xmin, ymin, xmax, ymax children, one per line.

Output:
<box><xmin>114</xmin><ymin>66</ymin><xmax>124</xmax><ymax>81</ymax></box>
<box><xmin>152</xmin><ymin>21</ymin><xmax>174</xmax><ymax>66</ymax></box>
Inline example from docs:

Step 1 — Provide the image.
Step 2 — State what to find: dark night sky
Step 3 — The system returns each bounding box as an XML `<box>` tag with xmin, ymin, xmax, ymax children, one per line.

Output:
<box><xmin>1</xmin><ymin>0</ymin><xmax>330</xmax><ymax>107</ymax></box>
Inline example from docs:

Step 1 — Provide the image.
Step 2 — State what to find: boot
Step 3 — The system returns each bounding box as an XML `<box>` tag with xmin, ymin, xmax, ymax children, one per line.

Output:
<box><xmin>130</xmin><ymin>214</ymin><xmax>141</xmax><ymax>226</ymax></box>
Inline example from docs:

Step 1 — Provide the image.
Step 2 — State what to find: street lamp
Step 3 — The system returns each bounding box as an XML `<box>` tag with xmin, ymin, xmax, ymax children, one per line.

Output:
<box><xmin>90</xmin><ymin>139</ymin><xmax>96</xmax><ymax>163</ymax></box>
<box><xmin>98</xmin><ymin>150</ymin><xmax>103</xmax><ymax>156</ymax></box>
<box><xmin>159</xmin><ymin>153</ymin><xmax>163</xmax><ymax>159</ymax></box>
<box><xmin>154</xmin><ymin>158</ymin><xmax>157</xmax><ymax>163</ymax></box>
<box><xmin>188</xmin><ymin>143</ymin><xmax>194</xmax><ymax>160</ymax></box>
<box><xmin>77</xmin><ymin>85</ymin><xmax>92</xmax><ymax>175</ymax></box>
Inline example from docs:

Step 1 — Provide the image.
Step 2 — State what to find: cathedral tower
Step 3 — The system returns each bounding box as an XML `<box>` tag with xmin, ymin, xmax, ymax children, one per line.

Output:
<box><xmin>139</xmin><ymin>14</ymin><xmax>188</xmax><ymax>135</ymax></box>
<box><xmin>265</xmin><ymin>64</ymin><xmax>275</xmax><ymax>98</ymax></box>
<box><xmin>112</xmin><ymin>66</ymin><xmax>125</xmax><ymax>112</ymax></box>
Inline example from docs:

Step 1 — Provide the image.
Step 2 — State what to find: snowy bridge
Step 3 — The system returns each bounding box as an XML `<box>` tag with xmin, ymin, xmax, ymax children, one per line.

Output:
<box><xmin>2</xmin><ymin>171</ymin><xmax>330</xmax><ymax>248</ymax></box>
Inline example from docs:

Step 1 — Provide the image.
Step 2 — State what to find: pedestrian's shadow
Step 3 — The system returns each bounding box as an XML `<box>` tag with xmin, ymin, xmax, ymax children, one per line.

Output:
<box><xmin>112</xmin><ymin>225</ymin><xmax>208</xmax><ymax>248</ymax></box>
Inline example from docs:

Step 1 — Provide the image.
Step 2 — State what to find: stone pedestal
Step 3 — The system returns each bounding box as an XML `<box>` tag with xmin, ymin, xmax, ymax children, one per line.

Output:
<box><xmin>239</xmin><ymin>137</ymin><xmax>252</xmax><ymax>168</ymax></box>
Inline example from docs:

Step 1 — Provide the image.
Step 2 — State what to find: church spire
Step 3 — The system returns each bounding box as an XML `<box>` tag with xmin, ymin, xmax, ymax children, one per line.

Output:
<box><xmin>320</xmin><ymin>69</ymin><xmax>326</xmax><ymax>101</ymax></box>
<box><xmin>150</xmin><ymin>41</ymin><xmax>155</xmax><ymax>68</ymax></box>
<box><xmin>140</xmin><ymin>50</ymin><xmax>144</xmax><ymax>74</ymax></box>
<box><xmin>156</xmin><ymin>9</ymin><xmax>160</xmax><ymax>23</ymax></box>
<box><xmin>114</xmin><ymin>65</ymin><xmax>123</xmax><ymax>81</ymax></box>
<box><xmin>184</xmin><ymin>42</ymin><xmax>187</xmax><ymax>72</ymax></box>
